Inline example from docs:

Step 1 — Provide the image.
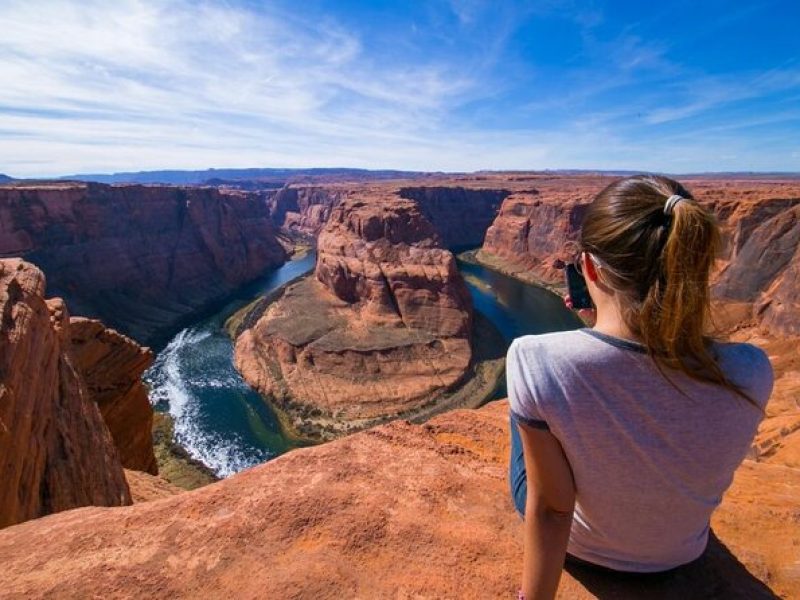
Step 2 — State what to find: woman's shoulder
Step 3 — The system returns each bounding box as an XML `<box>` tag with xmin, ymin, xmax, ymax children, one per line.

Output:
<box><xmin>711</xmin><ymin>340</ymin><xmax>774</xmax><ymax>407</ymax></box>
<box><xmin>509</xmin><ymin>329</ymin><xmax>593</xmax><ymax>356</ymax></box>
<box><xmin>508</xmin><ymin>329</ymin><xmax>609</xmax><ymax>373</ymax></box>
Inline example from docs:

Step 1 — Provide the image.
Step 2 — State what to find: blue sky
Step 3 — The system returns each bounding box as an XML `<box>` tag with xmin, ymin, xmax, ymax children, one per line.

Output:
<box><xmin>1</xmin><ymin>0</ymin><xmax>798</xmax><ymax>176</ymax></box>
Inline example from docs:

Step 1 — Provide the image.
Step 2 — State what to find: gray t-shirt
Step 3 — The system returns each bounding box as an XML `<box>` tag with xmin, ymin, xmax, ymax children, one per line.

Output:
<box><xmin>507</xmin><ymin>328</ymin><xmax>773</xmax><ymax>572</ymax></box>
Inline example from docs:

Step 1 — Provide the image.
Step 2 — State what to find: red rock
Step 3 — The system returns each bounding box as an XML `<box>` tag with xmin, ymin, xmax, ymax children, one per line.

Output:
<box><xmin>269</xmin><ymin>185</ymin><xmax>344</xmax><ymax>237</ymax></box>
<box><xmin>233</xmin><ymin>195</ymin><xmax>474</xmax><ymax>437</ymax></box>
<box><xmin>0</xmin><ymin>400</ymin><xmax>794</xmax><ymax>599</ymax></box>
<box><xmin>124</xmin><ymin>469</ymin><xmax>182</xmax><ymax>503</ymax></box>
<box><xmin>0</xmin><ymin>259</ymin><xmax>131</xmax><ymax>529</ymax></box>
<box><xmin>0</xmin><ymin>182</ymin><xmax>287</xmax><ymax>344</ymax></box>
<box><xmin>315</xmin><ymin>197</ymin><xmax>473</xmax><ymax>337</ymax></box>
<box><xmin>477</xmin><ymin>178</ymin><xmax>608</xmax><ymax>284</ymax></box>
<box><xmin>69</xmin><ymin>318</ymin><xmax>157</xmax><ymax>474</ymax></box>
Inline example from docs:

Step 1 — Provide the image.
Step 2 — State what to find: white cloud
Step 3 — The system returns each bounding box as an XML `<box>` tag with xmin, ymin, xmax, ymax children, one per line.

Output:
<box><xmin>0</xmin><ymin>0</ymin><xmax>797</xmax><ymax>176</ymax></box>
<box><xmin>0</xmin><ymin>0</ymin><xmax>478</xmax><ymax>176</ymax></box>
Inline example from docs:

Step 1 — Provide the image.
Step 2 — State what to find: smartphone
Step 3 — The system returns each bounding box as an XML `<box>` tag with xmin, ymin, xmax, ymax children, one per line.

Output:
<box><xmin>565</xmin><ymin>263</ymin><xmax>594</xmax><ymax>310</ymax></box>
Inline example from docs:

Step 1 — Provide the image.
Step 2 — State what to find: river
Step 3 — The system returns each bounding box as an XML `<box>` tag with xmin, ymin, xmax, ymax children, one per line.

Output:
<box><xmin>144</xmin><ymin>253</ymin><xmax>583</xmax><ymax>477</ymax></box>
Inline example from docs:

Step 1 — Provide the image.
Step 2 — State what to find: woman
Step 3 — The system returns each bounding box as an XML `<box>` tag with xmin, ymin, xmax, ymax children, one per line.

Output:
<box><xmin>507</xmin><ymin>175</ymin><xmax>773</xmax><ymax>599</ymax></box>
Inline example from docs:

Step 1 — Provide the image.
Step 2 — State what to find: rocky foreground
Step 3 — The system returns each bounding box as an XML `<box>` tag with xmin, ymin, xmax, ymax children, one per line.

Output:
<box><xmin>0</xmin><ymin>400</ymin><xmax>796</xmax><ymax>599</ymax></box>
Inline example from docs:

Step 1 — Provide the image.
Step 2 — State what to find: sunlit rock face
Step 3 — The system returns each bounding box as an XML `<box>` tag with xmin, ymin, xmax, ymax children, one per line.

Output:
<box><xmin>0</xmin><ymin>259</ymin><xmax>132</xmax><ymax>530</ymax></box>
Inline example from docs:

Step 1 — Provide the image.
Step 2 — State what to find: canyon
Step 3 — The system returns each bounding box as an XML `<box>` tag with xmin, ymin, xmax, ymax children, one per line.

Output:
<box><xmin>0</xmin><ymin>182</ymin><xmax>287</xmax><ymax>345</ymax></box>
<box><xmin>0</xmin><ymin>173</ymin><xmax>799</xmax><ymax>598</ymax></box>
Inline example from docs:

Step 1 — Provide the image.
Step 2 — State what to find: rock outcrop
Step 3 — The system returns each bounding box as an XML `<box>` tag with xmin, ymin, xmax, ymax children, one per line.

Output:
<box><xmin>398</xmin><ymin>186</ymin><xmax>509</xmax><ymax>248</ymax></box>
<box><xmin>0</xmin><ymin>259</ymin><xmax>131</xmax><ymax>529</ymax></box>
<box><xmin>476</xmin><ymin>177</ymin><xmax>800</xmax><ymax>336</ymax></box>
<box><xmin>478</xmin><ymin>193</ymin><xmax>591</xmax><ymax>284</ymax></box>
<box><xmin>707</xmin><ymin>193</ymin><xmax>800</xmax><ymax>336</ymax></box>
<box><xmin>0</xmin><ymin>182</ymin><xmax>287</xmax><ymax>344</ymax></box>
<box><xmin>268</xmin><ymin>185</ymin><xmax>343</xmax><ymax>238</ymax></box>
<box><xmin>69</xmin><ymin>318</ymin><xmax>157</xmax><ymax>474</ymax></box>
<box><xmin>233</xmin><ymin>196</ymin><xmax>478</xmax><ymax>439</ymax></box>
<box><xmin>0</xmin><ymin>399</ymin><xmax>795</xmax><ymax>599</ymax></box>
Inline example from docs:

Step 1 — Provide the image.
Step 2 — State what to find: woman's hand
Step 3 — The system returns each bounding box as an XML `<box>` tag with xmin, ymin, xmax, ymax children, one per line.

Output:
<box><xmin>564</xmin><ymin>295</ymin><xmax>597</xmax><ymax>327</ymax></box>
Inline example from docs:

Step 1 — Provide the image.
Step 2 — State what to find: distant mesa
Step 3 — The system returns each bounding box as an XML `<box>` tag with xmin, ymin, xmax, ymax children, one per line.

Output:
<box><xmin>58</xmin><ymin>167</ymin><xmax>431</xmax><ymax>186</ymax></box>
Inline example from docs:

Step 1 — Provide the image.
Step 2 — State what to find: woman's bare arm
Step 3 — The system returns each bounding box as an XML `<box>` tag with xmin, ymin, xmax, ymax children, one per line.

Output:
<box><xmin>518</xmin><ymin>421</ymin><xmax>576</xmax><ymax>600</ymax></box>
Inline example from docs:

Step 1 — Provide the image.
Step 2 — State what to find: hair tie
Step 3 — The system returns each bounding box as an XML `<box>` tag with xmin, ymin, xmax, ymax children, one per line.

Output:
<box><xmin>663</xmin><ymin>194</ymin><xmax>685</xmax><ymax>216</ymax></box>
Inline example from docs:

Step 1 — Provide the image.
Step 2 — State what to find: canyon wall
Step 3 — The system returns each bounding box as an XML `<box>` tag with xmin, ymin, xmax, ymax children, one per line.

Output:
<box><xmin>479</xmin><ymin>191</ymin><xmax>591</xmax><ymax>283</ymax></box>
<box><xmin>268</xmin><ymin>185</ymin><xmax>344</xmax><ymax>238</ymax></box>
<box><xmin>476</xmin><ymin>177</ymin><xmax>800</xmax><ymax>336</ymax></box>
<box><xmin>0</xmin><ymin>259</ymin><xmax>132</xmax><ymax>529</ymax></box>
<box><xmin>266</xmin><ymin>184</ymin><xmax>507</xmax><ymax>249</ymax></box>
<box><xmin>398</xmin><ymin>186</ymin><xmax>509</xmax><ymax>248</ymax></box>
<box><xmin>233</xmin><ymin>195</ymin><xmax>474</xmax><ymax>438</ymax></box>
<box><xmin>0</xmin><ymin>182</ymin><xmax>287</xmax><ymax>345</ymax></box>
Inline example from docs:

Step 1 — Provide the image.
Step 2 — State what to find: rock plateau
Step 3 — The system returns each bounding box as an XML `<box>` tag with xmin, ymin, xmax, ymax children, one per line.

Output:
<box><xmin>233</xmin><ymin>195</ymin><xmax>478</xmax><ymax>439</ymax></box>
<box><xmin>0</xmin><ymin>400</ymin><xmax>797</xmax><ymax>599</ymax></box>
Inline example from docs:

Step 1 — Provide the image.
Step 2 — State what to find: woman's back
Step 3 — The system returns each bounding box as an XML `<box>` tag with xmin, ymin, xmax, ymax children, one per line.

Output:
<box><xmin>508</xmin><ymin>327</ymin><xmax>773</xmax><ymax>572</ymax></box>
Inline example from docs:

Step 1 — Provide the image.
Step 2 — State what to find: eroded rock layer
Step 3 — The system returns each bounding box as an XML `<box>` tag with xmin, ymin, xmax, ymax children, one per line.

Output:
<box><xmin>69</xmin><ymin>318</ymin><xmax>157</xmax><ymax>474</ymax></box>
<box><xmin>268</xmin><ymin>185</ymin><xmax>344</xmax><ymax>238</ymax></box>
<box><xmin>474</xmin><ymin>176</ymin><xmax>622</xmax><ymax>284</ymax></box>
<box><xmin>234</xmin><ymin>196</ymin><xmax>474</xmax><ymax>437</ymax></box>
<box><xmin>476</xmin><ymin>177</ymin><xmax>800</xmax><ymax>336</ymax></box>
<box><xmin>0</xmin><ymin>182</ymin><xmax>287</xmax><ymax>344</ymax></box>
<box><xmin>0</xmin><ymin>259</ymin><xmax>131</xmax><ymax>529</ymax></box>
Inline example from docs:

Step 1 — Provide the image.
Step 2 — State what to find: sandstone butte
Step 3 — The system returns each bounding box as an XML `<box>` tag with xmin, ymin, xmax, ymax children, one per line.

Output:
<box><xmin>233</xmin><ymin>195</ymin><xmax>479</xmax><ymax>440</ymax></box>
<box><xmin>0</xmin><ymin>181</ymin><xmax>287</xmax><ymax>345</ymax></box>
<box><xmin>0</xmin><ymin>174</ymin><xmax>799</xmax><ymax>598</ymax></box>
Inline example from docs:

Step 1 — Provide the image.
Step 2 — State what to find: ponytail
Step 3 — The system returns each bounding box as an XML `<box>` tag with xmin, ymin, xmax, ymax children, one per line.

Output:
<box><xmin>581</xmin><ymin>175</ymin><xmax>756</xmax><ymax>406</ymax></box>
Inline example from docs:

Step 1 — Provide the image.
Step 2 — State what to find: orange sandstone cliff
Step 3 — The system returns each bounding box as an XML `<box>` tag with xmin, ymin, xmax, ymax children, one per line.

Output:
<box><xmin>266</xmin><ymin>183</ymin><xmax>508</xmax><ymax>249</ymax></box>
<box><xmin>0</xmin><ymin>259</ymin><xmax>132</xmax><ymax>529</ymax></box>
<box><xmin>69</xmin><ymin>318</ymin><xmax>157</xmax><ymax>474</ymax></box>
<box><xmin>233</xmin><ymin>195</ymin><xmax>476</xmax><ymax>439</ymax></box>
<box><xmin>0</xmin><ymin>182</ymin><xmax>287</xmax><ymax>344</ymax></box>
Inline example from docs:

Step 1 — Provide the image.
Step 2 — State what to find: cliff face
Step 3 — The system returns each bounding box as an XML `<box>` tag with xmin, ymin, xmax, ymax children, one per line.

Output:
<box><xmin>398</xmin><ymin>186</ymin><xmax>508</xmax><ymax>248</ymax></box>
<box><xmin>709</xmin><ymin>198</ymin><xmax>800</xmax><ymax>336</ymax></box>
<box><xmin>315</xmin><ymin>197</ymin><xmax>472</xmax><ymax>337</ymax></box>
<box><xmin>268</xmin><ymin>185</ymin><xmax>344</xmax><ymax>238</ymax></box>
<box><xmin>0</xmin><ymin>259</ymin><xmax>131</xmax><ymax>529</ymax></box>
<box><xmin>233</xmin><ymin>196</ymin><xmax>474</xmax><ymax>438</ymax></box>
<box><xmin>479</xmin><ymin>191</ymin><xmax>593</xmax><ymax>284</ymax></box>
<box><xmin>0</xmin><ymin>183</ymin><xmax>287</xmax><ymax>344</ymax></box>
<box><xmin>0</xmin><ymin>399</ymin><xmax>796</xmax><ymax>599</ymax></box>
<box><xmin>69</xmin><ymin>318</ymin><xmax>157</xmax><ymax>474</ymax></box>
